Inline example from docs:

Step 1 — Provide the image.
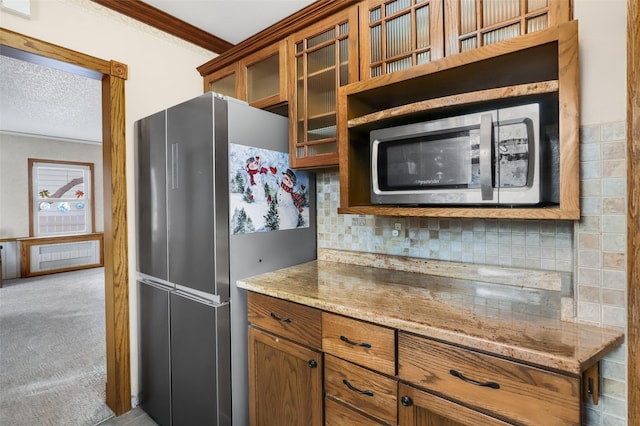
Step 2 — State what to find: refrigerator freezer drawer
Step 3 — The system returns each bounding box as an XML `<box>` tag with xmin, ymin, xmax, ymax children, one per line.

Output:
<box><xmin>138</xmin><ymin>281</ymin><xmax>171</xmax><ymax>426</ymax></box>
<box><xmin>170</xmin><ymin>292</ymin><xmax>231</xmax><ymax>426</ymax></box>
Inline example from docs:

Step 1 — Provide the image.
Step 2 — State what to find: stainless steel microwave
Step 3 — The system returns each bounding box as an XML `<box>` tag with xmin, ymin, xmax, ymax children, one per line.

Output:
<box><xmin>370</xmin><ymin>103</ymin><xmax>557</xmax><ymax>206</ymax></box>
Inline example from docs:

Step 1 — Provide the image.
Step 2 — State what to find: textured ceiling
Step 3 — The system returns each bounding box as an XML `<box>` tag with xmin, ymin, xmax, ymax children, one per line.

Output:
<box><xmin>0</xmin><ymin>54</ymin><xmax>103</xmax><ymax>143</ymax></box>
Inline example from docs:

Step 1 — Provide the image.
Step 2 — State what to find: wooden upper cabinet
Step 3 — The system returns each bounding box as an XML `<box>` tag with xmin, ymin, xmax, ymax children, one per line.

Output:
<box><xmin>338</xmin><ymin>21</ymin><xmax>580</xmax><ymax>220</ymax></box>
<box><xmin>444</xmin><ymin>0</ymin><xmax>572</xmax><ymax>55</ymax></box>
<box><xmin>360</xmin><ymin>0</ymin><xmax>444</xmax><ymax>80</ymax></box>
<box><xmin>242</xmin><ymin>39</ymin><xmax>289</xmax><ymax>110</ymax></box>
<box><xmin>288</xmin><ymin>5</ymin><xmax>359</xmax><ymax>169</ymax></box>
<box><xmin>204</xmin><ymin>62</ymin><xmax>239</xmax><ymax>99</ymax></box>
<box><xmin>203</xmin><ymin>40</ymin><xmax>288</xmax><ymax>111</ymax></box>
<box><xmin>359</xmin><ymin>0</ymin><xmax>572</xmax><ymax>80</ymax></box>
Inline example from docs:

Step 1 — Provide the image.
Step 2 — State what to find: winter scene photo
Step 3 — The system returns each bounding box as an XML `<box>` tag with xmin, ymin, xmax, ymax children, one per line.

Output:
<box><xmin>229</xmin><ymin>143</ymin><xmax>311</xmax><ymax>235</ymax></box>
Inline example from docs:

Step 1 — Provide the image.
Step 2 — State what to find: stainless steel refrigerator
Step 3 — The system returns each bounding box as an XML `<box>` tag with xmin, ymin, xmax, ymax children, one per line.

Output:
<box><xmin>135</xmin><ymin>92</ymin><xmax>317</xmax><ymax>426</ymax></box>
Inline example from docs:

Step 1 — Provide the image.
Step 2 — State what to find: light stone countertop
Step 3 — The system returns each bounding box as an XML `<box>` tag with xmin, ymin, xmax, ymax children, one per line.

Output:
<box><xmin>237</xmin><ymin>250</ymin><xmax>624</xmax><ymax>375</ymax></box>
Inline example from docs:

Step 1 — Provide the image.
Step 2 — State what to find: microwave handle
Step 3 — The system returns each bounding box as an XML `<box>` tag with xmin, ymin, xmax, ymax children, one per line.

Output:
<box><xmin>479</xmin><ymin>114</ymin><xmax>494</xmax><ymax>201</ymax></box>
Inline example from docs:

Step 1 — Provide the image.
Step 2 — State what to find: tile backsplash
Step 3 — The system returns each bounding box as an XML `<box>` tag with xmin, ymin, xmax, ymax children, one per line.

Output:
<box><xmin>316</xmin><ymin>121</ymin><xmax>628</xmax><ymax>426</ymax></box>
<box><xmin>317</xmin><ymin>190</ymin><xmax>575</xmax><ymax>273</ymax></box>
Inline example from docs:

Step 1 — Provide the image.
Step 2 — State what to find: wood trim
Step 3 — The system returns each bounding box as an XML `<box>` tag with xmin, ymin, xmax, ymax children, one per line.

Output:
<box><xmin>628</xmin><ymin>0</ymin><xmax>639</xmax><ymax>424</ymax></box>
<box><xmin>110</xmin><ymin>60</ymin><xmax>128</xmax><ymax>79</ymax></box>
<box><xmin>197</xmin><ymin>0</ymin><xmax>358</xmax><ymax>77</ymax></box>
<box><xmin>0</xmin><ymin>28</ymin><xmax>132</xmax><ymax>415</ymax></box>
<box><xmin>549</xmin><ymin>0</ymin><xmax>573</xmax><ymax>26</ymax></box>
<box><xmin>90</xmin><ymin>0</ymin><xmax>233</xmax><ymax>54</ymax></box>
<box><xmin>102</xmin><ymin>72</ymin><xmax>131</xmax><ymax>414</ymax></box>
<box><xmin>556</xmin><ymin>19</ymin><xmax>581</xmax><ymax>217</ymax></box>
<box><xmin>0</xmin><ymin>28</ymin><xmax>111</xmax><ymax>75</ymax></box>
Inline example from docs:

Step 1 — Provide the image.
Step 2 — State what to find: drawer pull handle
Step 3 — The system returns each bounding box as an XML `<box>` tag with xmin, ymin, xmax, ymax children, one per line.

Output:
<box><xmin>270</xmin><ymin>312</ymin><xmax>292</xmax><ymax>323</ymax></box>
<box><xmin>449</xmin><ymin>369</ymin><xmax>500</xmax><ymax>389</ymax></box>
<box><xmin>342</xmin><ymin>379</ymin><xmax>374</xmax><ymax>397</ymax></box>
<box><xmin>340</xmin><ymin>335</ymin><xmax>372</xmax><ymax>348</ymax></box>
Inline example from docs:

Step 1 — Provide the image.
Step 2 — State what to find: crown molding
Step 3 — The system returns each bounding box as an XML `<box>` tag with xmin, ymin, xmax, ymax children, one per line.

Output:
<box><xmin>90</xmin><ymin>0</ymin><xmax>234</xmax><ymax>54</ymax></box>
<box><xmin>197</xmin><ymin>0</ymin><xmax>358</xmax><ymax>76</ymax></box>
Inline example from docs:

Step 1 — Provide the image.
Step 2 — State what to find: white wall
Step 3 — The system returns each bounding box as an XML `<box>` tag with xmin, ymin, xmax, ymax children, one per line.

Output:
<box><xmin>1</xmin><ymin>0</ymin><xmax>216</xmax><ymax>400</ymax></box>
<box><xmin>575</xmin><ymin>0</ymin><xmax>627</xmax><ymax>124</ymax></box>
<box><xmin>0</xmin><ymin>133</ymin><xmax>104</xmax><ymax>237</ymax></box>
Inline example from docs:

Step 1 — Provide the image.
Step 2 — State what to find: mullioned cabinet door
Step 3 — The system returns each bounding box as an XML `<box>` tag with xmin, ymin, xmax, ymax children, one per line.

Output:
<box><xmin>288</xmin><ymin>5</ymin><xmax>359</xmax><ymax>169</ymax></box>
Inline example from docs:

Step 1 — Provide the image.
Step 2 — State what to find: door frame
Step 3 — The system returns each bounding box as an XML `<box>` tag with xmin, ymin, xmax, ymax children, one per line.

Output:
<box><xmin>0</xmin><ymin>29</ymin><xmax>131</xmax><ymax>415</ymax></box>
<box><xmin>627</xmin><ymin>0</ymin><xmax>639</xmax><ymax>424</ymax></box>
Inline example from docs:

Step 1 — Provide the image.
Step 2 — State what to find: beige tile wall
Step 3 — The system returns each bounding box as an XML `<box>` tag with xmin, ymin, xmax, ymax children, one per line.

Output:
<box><xmin>316</xmin><ymin>121</ymin><xmax>628</xmax><ymax>425</ymax></box>
<box><xmin>578</xmin><ymin>121</ymin><xmax>627</xmax><ymax>426</ymax></box>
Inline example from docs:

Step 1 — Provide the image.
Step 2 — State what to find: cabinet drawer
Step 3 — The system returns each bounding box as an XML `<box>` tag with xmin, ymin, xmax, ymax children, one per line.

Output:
<box><xmin>325</xmin><ymin>396</ymin><xmax>388</xmax><ymax>426</ymax></box>
<box><xmin>397</xmin><ymin>383</ymin><xmax>512</xmax><ymax>426</ymax></box>
<box><xmin>248</xmin><ymin>292</ymin><xmax>322</xmax><ymax>349</ymax></box>
<box><xmin>322</xmin><ymin>312</ymin><xmax>396</xmax><ymax>375</ymax></box>
<box><xmin>398</xmin><ymin>332</ymin><xmax>581</xmax><ymax>425</ymax></box>
<box><xmin>325</xmin><ymin>354</ymin><xmax>397</xmax><ymax>425</ymax></box>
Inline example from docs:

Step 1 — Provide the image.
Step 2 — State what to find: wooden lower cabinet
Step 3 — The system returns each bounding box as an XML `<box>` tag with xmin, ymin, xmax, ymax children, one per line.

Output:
<box><xmin>324</xmin><ymin>354</ymin><xmax>397</xmax><ymax>424</ymax></box>
<box><xmin>247</xmin><ymin>292</ymin><xmax>594</xmax><ymax>426</ymax></box>
<box><xmin>398</xmin><ymin>332</ymin><xmax>580</xmax><ymax>425</ymax></box>
<box><xmin>325</xmin><ymin>396</ymin><xmax>388</xmax><ymax>426</ymax></box>
<box><xmin>397</xmin><ymin>383</ymin><xmax>511</xmax><ymax>426</ymax></box>
<box><xmin>248</xmin><ymin>326</ymin><xmax>323</xmax><ymax>426</ymax></box>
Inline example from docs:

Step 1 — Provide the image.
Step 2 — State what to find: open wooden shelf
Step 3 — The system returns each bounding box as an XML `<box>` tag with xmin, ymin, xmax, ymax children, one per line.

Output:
<box><xmin>337</xmin><ymin>21</ymin><xmax>580</xmax><ymax>220</ymax></box>
<box><xmin>347</xmin><ymin>80</ymin><xmax>559</xmax><ymax>129</ymax></box>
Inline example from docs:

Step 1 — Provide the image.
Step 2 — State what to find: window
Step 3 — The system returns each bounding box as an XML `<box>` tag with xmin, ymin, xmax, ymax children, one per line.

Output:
<box><xmin>29</xmin><ymin>159</ymin><xmax>94</xmax><ymax>236</ymax></box>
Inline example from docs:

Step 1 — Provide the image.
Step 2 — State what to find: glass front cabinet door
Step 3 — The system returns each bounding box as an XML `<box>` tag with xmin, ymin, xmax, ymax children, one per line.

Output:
<box><xmin>360</xmin><ymin>0</ymin><xmax>445</xmax><ymax>80</ymax></box>
<box><xmin>241</xmin><ymin>39</ymin><xmax>289</xmax><ymax>110</ymax></box>
<box><xmin>204</xmin><ymin>63</ymin><xmax>239</xmax><ymax>99</ymax></box>
<box><xmin>443</xmin><ymin>0</ymin><xmax>572</xmax><ymax>55</ymax></box>
<box><xmin>204</xmin><ymin>40</ymin><xmax>288</xmax><ymax>111</ymax></box>
<box><xmin>288</xmin><ymin>6</ymin><xmax>359</xmax><ymax>169</ymax></box>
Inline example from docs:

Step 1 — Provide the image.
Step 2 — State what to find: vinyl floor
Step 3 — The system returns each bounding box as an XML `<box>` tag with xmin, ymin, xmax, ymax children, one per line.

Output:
<box><xmin>96</xmin><ymin>407</ymin><xmax>158</xmax><ymax>426</ymax></box>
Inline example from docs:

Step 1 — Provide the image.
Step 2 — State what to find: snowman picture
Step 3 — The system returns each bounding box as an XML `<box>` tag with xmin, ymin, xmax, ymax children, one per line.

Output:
<box><xmin>275</xmin><ymin>169</ymin><xmax>305</xmax><ymax>230</ymax></box>
<box><xmin>229</xmin><ymin>143</ymin><xmax>310</xmax><ymax>235</ymax></box>
<box><xmin>244</xmin><ymin>155</ymin><xmax>273</xmax><ymax>202</ymax></box>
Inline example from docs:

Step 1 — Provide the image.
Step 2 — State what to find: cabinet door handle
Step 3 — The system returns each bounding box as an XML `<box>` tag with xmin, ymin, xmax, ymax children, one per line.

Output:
<box><xmin>449</xmin><ymin>369</ymin><xmax>500</xmax><ymax>389</ymax></box>
<box><xmin>270</xmin><ymin>312</ymin><xmax>292</xmax><ymax>323</ymax></box>
<box><xmin>400</xmin><ymin>395</ymin><xmax>413</xmax><ymax>407</ymax></box>
<box><xmin>308</xmin><ymin>360</ymin><xmax>318</xmax><ymax>368</ymax></box>
<box><xmin>339</xmin><ymin>335</ymin><xmax>371</xmax><ymax>348</ymax></box>
<box><xmin>342</xmin><ymin>379</ymin><xmax>374</xmax><ymax>397</ymax></box>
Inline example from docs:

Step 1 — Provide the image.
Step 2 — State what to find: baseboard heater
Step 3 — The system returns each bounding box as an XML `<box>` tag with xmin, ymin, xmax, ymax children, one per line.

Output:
<box><xmin>18</xmin><ymin>233</ymin><xmax>103</xmax><ymax>277</ymax></box>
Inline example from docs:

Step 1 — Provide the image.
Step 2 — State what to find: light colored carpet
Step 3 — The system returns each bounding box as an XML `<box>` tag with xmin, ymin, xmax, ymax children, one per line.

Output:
<box><xmin>0</xmin><ymin>267</ymin><xmax>115</xmax><ymax>425</ymax></box>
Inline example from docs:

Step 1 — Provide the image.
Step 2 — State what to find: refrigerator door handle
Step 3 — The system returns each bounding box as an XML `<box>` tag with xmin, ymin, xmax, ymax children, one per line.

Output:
<box><xmin>173</xmin><ymin>289</ymin><xmax>226</xmax><ymax>307</ymax></box>
<box><xmin>171</xmin><ymin>142</ymin><xmax>179</xmax><ymax>189</ymax></box>
<box><xmin>139</xmin><ymin>277</ymin><xmax>174</xmax><ymax>292</ymax></box>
